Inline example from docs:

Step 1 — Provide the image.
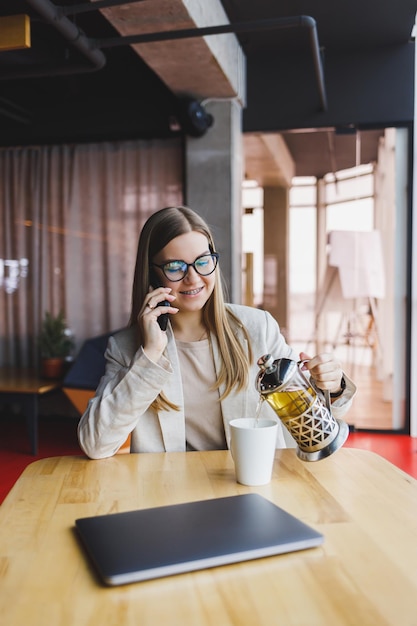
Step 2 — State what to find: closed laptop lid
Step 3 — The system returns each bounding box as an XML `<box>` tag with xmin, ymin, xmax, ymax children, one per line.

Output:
<box><xmin>75</xmin><ymin>493</ymin><xmax>324</xmax><ymax>586</ymax></box>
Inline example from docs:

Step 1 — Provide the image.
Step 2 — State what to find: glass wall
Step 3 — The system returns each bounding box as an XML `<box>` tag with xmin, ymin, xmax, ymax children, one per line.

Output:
<box><xmin>288</xmin><ymin>129</ymin><xmax>409</xmax><ymax>431</ymax></box>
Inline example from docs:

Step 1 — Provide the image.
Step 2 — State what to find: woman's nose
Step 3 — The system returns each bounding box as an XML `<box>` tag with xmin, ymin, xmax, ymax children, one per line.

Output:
<box><xmin>183</xmin><ymin>265</ymin><xmax>199</xmax><ymax>282</ymax></box>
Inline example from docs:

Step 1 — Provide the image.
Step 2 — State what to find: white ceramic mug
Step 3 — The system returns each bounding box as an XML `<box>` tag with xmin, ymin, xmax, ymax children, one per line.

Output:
<box><xmin>229</xmin><ymin>418</ymin><xmax>278</xmax><ymax>486</ymax></box>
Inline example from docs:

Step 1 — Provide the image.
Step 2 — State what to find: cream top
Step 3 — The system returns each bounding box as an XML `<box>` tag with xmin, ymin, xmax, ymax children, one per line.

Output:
<box><xmin>175</xmin><ymin>338</ymin><xmax>227</xmax><ymax>451</ymax></box>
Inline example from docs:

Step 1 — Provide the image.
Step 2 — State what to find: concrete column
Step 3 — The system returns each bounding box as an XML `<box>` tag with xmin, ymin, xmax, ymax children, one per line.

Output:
<box><xmin>185</xmin><ymin>99</ymin><xmax>243</xmax><ymax>302</ymax></box>
<box><xmin>316</xmin><ymin>178</ymin><xmax>327</xmax><ymax>291</ymax></box>
<box><xmin>315</xmin><ymin>178</ymin><xmax>327</xmax><ymax>352</ymax></box>
<box><xmin>407</xmin><ymin>12</ymin><xmax>417</xmax><ymax>437</ymax></box>
<box><xmin>263</xmin><ymin>186</ymin><xmax>290</xmax><ymax>337</ymax></box>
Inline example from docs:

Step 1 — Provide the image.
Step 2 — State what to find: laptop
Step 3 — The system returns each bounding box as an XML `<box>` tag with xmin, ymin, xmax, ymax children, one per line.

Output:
<box><xmin>75</xmin><ymin>493</ymin><xmax>324</xmax><ymax>586</ymax></box>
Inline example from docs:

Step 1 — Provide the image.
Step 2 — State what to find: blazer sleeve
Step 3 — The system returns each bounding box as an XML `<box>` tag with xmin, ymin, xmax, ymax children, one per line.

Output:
<box><xmin>323</xmin><ymin>374</ymin><xmax>356</xmax><ymax>418</ymax></box>
<box><xmin>77</xmin><ymin>335</ymin><xmax>172</xmax><ymax>459</ymax></box>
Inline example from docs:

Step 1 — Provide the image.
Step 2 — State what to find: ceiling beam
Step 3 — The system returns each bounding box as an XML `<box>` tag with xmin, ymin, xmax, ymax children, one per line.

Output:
<box><xmin>92</xmin><ymin>0</ymin><xmax>246</xmax><ymax>102</ymax></box>
<box><xmin>244</xmin><ymin>133</ymin><xmax>295</xmax><ymax>187</ymax></box>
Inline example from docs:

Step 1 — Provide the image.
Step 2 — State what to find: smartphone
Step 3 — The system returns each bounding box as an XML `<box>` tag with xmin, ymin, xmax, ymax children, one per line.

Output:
<box><xmin>156</xmin><ymin>300</ymin><xmax>169</xmax><ymax>331</ymax></box>
<box><xmin>150</xmin><ymin>270</ymin><xmax>170</xmax><ymax>331</ymax></box>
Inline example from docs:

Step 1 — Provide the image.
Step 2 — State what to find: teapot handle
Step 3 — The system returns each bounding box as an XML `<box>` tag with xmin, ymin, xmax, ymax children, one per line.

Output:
<box><xmin>297</xmin><ymin>359</ymin><xmax>332</xmax><ymax>413</ymax></box>
<box><xmin>323</xmin><ymin>389</ymin><xmax>332</xmax><ymax>412</ymax></box>
<box><xmin>297</xmin><ymin>358</ymin><xmax>309</xmax><ymax>370</ymax></box>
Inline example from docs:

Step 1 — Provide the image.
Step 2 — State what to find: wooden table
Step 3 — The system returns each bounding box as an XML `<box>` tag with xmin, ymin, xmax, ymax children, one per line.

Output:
<box><xmin>1</xmin><ymin>448</ymin><xmax>416</xmax><ymax>625</ymax></box>
<box><xmin>0</xmin><ymin>368</ymin><xmax>61</xmax><ymax>454</ymax></box>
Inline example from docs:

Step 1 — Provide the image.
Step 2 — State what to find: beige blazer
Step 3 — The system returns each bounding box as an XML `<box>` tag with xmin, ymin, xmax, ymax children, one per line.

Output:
<box><xmin>78</xmin><ymin>304</ymin><xmax>356</xmax><ymax>459</ymax></box>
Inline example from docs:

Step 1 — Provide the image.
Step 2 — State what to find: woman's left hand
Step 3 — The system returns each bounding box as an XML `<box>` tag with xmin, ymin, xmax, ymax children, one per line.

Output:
<box><xmin>299</xmin><ymin>351</ymin><xmax>343</xmax><ymax>393</ymax></box>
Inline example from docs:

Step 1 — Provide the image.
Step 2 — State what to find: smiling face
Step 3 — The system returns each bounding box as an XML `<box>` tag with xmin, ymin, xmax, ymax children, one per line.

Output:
<box><xmin>152</xmin><ymin>231</ymin><xmax>216</xmax><ymax>315</ymax></box>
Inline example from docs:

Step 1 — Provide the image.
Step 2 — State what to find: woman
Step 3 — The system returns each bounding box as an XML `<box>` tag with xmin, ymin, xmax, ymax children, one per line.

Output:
<box><xmin>78</xmin><ymin>206</ymin><xmax>355</xmax><ymax>459</ymax></box>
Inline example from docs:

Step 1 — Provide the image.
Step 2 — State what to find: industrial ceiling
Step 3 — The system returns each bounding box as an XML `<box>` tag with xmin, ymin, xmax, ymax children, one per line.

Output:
<box><xmin>0</xmin><ymin>0</ymin><xmax>415</xmax><ymax>178</ymax></box>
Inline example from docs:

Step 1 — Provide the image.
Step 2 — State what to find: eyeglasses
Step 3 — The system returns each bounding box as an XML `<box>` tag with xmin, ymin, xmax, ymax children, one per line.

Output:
<box><xmin>152</xmin><ymin>252</ymin><xmax>219</xmax><ymax>282</ymax></box>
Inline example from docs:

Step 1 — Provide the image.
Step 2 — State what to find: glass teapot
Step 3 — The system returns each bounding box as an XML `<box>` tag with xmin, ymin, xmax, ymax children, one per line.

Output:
<box><xmin>256</xmin><ymin>354</ymin><xmax>349</xmax><ymax>461</ymax></box>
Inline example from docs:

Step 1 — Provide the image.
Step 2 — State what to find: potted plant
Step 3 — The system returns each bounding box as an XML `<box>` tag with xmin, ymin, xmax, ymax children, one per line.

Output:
<box><xmin>39</xmin><ymin>310</ymin><xmax>74</xmax><ymax>379</ymax></box>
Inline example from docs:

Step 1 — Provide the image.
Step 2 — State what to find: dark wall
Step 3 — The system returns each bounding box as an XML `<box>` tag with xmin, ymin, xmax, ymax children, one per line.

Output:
<box><xmin>243</xmin><ymin>43</ymin><xmax>415</xmax><ymax>131</ymax></box>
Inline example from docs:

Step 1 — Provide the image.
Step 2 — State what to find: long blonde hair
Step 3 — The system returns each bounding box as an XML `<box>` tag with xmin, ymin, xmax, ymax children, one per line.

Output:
<box><xmin>129</xmin><ymin>206</ymin><xmax>252</xmax><ymax>409</ymax></box>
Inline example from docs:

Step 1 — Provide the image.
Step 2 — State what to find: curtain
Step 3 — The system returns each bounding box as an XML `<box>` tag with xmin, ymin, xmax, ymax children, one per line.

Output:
<box><xmin>0</xmin><ymin>138</ymin><xmax>183</xmax><ymax>368</ymax></box>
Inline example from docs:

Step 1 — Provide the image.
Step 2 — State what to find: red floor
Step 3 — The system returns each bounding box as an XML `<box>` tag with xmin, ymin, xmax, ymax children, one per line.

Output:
<box><xmin>0</xmin><ymin>416</ymin><xmax>81</xmax><ymax>504</ymax></box>
<box><xmin>345</xmin><ymin>432</ymin><xmax>417</xmax><ymax>478</ymax></box>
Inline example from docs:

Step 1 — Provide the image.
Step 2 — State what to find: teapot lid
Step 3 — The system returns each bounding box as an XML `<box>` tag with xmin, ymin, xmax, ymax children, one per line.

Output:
<box><xmin>257</xmin><ymin>355</ymin><xmax>298</xmax><ymax>390</ymax></box>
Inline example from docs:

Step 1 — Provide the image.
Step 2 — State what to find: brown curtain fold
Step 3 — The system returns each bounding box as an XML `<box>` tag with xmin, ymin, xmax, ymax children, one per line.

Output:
<box><xmin>0</xmin><ymin>138</ymin><xmax>183</xmax><ymax>368</ymax></box>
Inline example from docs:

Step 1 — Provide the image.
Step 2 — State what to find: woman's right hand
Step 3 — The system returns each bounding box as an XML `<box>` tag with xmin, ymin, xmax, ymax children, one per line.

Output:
<box><xmin>139</xmin><ymin>288</ymin><xmax>178</xmax><ymax>362</ymax></box>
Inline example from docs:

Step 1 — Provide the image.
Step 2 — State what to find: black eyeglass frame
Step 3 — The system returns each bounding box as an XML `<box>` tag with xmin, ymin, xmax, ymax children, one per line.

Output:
<box><xmin>152</xmin><ymin>252</ymin><xmax>219</xmax><ymax>282</ymax></box>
